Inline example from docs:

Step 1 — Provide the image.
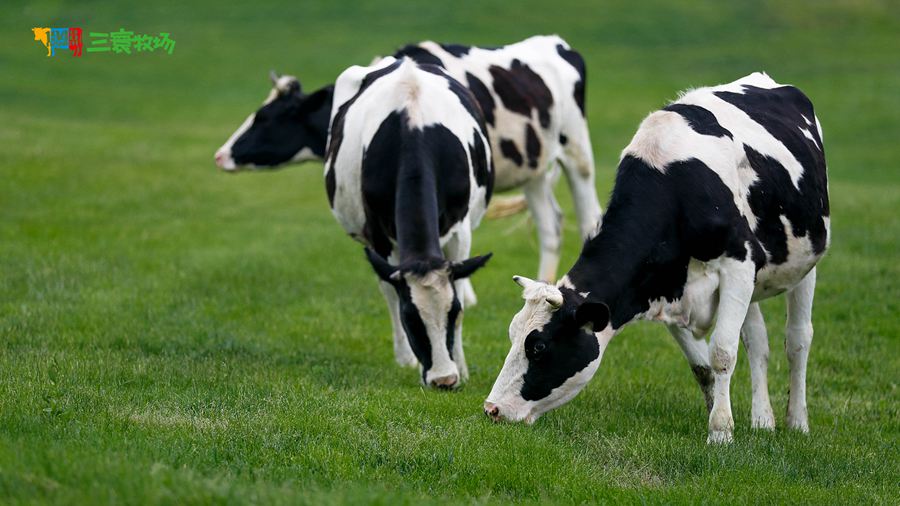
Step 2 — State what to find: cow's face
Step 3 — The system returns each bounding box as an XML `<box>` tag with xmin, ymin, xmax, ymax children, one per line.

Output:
<box><xmin>484</xmin><ymin>276</ymin><xmax>614</xmax><ymax>423</ymax></box>
<box><xmin>365</xmin><ymin>248</ymin><xmax>491</xmax><ymax>388</ymax></box>
<box><xmin>215</xmin><ymin>72</ymin><xmax>333</xmax><ymax>171</ymax></box>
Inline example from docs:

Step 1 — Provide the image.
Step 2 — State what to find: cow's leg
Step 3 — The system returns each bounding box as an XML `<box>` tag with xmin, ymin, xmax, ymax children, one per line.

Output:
<box><xmin>667</xmin><ymin>325</ymin><xmax>713</xmax><ymax>413</ymax></box>
<box><xmin>377</xmin><ymin>279</ymin><xmax>417</xmax><ymax>368</ymax></box>
<box><xmin>559</xmin><ymin>120</ymin><xmax>603</xmax><ymax>239</ymax></box>
<box><xmin>444</xmin><ymin>222</ymin><xmax>477</xmax><ymax>308</ymax></box>
<box><xmin>523</xmin><ymin>173</ymin><xmax>563</xmax><ymax>283</ymax></box>
<box><xmin>707</xmin><ymin>258</ymin><xmax>755</xmax><ymax>444</ymax></box>
<box><xmin>740</xmin><ymin>302</ymin><xmax>775</xmax><ymax>429</ymax></box>
<box><xmin>785</xmin><ymin>267</ymin><xmax>816</xmax><ymax>432</ymax></box>
<box><xmin>442</xmin><ymin>227</ymin><xmax>471</xmax><ymax>380</ymax></box>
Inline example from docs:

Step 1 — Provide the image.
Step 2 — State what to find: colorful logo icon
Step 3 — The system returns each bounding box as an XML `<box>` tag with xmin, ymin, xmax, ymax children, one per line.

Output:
<box><xmin>32</xmin><ymin>27</ymin><xmax>175</xmax><ymax>57</ymax></box>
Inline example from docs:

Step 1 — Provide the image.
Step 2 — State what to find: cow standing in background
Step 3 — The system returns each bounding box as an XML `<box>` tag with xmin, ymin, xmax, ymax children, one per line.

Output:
<box><xmin>323</xmin><ymin>57</ymin><xmax>493</xmax><ymax>387</ymax></box>
<box><xmin>484</xmin><ymin>73</ymin><xmax>830</xmax><ymax>443</ymax></box>
<box><xmin>215</xmin><ymin>35</ymin><xmax>602</xmax><ymax>283</ymax></box>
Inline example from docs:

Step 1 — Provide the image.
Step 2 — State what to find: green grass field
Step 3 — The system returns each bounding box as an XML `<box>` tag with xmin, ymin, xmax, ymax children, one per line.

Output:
<box><xmin>2</xmin><ymin>0</ymin><xmax>898</xmax><ymax>503</ymax></box>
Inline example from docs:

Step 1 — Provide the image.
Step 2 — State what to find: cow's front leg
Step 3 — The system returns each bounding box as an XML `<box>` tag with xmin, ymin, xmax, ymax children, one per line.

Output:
<box><xmin>443</xmin><ymin>227</ymin><xmax>473</xmax><ymax>381</ymax></box>
<box><xmin>444</xmin><ymin>224</ymin><xmax>477</xmax><ymax>308</ymax></box>
<box><xmin>377</xmin><ymin>279</ymin><xmax>417</xmax><ymax>367</ymax></box>
<box><xmin>741</xmin><ymin>303</ymin><xmax>775</xmax><ymax>430</ymax></box>
<box><xmin>668</xmin><ymin>325</ymin><xmax>713</xmax><ymax>412</ymax></box>
<box><xmin>524</xmin><ymin>173</ymin><xmax>563</xmax><ymax>283</ymax></box>
<box><xmin>707</xmin><ymin>258</ymin><xmax>755</xmax><ymax>444</ymax></box>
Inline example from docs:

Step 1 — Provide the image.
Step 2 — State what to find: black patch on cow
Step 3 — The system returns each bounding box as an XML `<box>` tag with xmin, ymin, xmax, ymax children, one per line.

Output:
<box><xmin>714</xmin><ymin>84</ymin><xmax>829</xmax><ymax>258</ymax></box>
<box><xmin>525</xmin><ymin>124</ymin><xmax>541</xmax><ymax>168</ymax></box>
<box><xmin>520</xmin><ymin>291</ymin><xmax>600</xmax><ymax>401</ymax></box>
<box><xmin>465</xmin><ymin>72</ymin><xmax>496</xmax><ymax>126</ymax></box>
<box><xmin>489</xmin><ymin>59</ymin><xmax>554</xmax><ymax>128</ymax></box>
<box><xmin>440</xmin><ymin>43</ymin><xmax>471</xmax><ymax>57</ymax></box>
<box><xmin>393</xmin><ymin>44</ymin><xmax>443</xmax><ymax>66</ymax></box>
<box><xmin>499</xmin><ymin>138</ymin><xmax>523</xmax><ymax>167</ymax></box>
<box><xmin>393</xmin><ymin>279</ymin><xmax>433</xmax><ymax>375</ymax></box>
<box><xmin>555</xmin><ymin>44</ymin><xmax>586</xmax><ymax>116</ymax></box>
<box><xmin>743</xmin><ymin>145</ymin><xmax>829</xmax><ymax>262</ymax></box>
<box><xmin>325</xmin><ymin>59</ymin><xmax>403</xmax><ymax>208</ymax></box>
<box><xmin>469</xmin><ymin>128</ymin><xmax>494</xmax><ymax>203</ymax></box>
<box><xmin>567</xmin><ymin>155</ymin><xmax>754</xmax><ymax>329</ymax></box>
<box><xmin>663</xmin><ymin>103</ymin><xmax>733</xmax><ymax>139</ymax></box>
<box><xmin>360</xmin><ymin>110</ymin><xmax>471</xmax><ymax>263</ymax></box>
<box><xmin>445</xmin><ymin>289</ymin><xmax>461</xmax><ymax>360</ymax></box>
<box><xmin>559</xmin><ymin>133</ymin><xmax>568</xmax><ymax>145</ymax></box>
<box><xmin>231</xmin><ymin>85</ymin><xmax>334</xmax><ymax>168</ymax></box>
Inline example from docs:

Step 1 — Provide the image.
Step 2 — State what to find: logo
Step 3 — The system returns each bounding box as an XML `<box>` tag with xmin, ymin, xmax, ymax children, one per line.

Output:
<box><xmin>32</xmin><ymin>27</ymin><xmax>175</xmax><ymax>57</ymax></box>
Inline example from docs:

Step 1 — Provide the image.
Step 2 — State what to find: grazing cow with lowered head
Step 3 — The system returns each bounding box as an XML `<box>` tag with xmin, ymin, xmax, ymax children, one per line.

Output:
<box><xmin>484</xmin><ymin>73</ymin><xmax>830</xmax><ymax>443</ymax></box>
<box><xmin>326</xmin><ymin>56</ymin><xmax>493</xmax><ymax>387</ymax></box>
<box><xmin>215</xmin><ymin>35</ymin><xmax>602</xmax><ymax>283</ymax></box>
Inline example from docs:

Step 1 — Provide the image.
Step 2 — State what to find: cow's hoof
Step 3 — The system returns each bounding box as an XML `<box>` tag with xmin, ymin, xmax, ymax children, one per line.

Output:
<box><xmin>786</xmin><ymin>415</ymin><xmax>809</xmax><ymax>433</ymax></box>
<box><xmin>707</xmin><ymin>429</ymin><xmax>733</xmax><ymax>444</ymax></box>
<box><xmin>751</xmin><ymin>415</ymin><xmax>775</xmax><ymax>430</ymax></box>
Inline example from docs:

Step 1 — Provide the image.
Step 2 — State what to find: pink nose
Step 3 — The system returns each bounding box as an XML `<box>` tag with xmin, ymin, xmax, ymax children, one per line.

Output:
<box><xmin>484</xmin><ymin>402</ymin><xmax>500</xmax><ymax>421</ymax></box>
<box><xmin>429</xmin><ymin>374</ymin><xmax>458</xmax><ymax>389</ymax></box>
<box><xmin>214</xmin><ymin>151</ymin><xmax>225</xmax><ymax>167</ymax></box>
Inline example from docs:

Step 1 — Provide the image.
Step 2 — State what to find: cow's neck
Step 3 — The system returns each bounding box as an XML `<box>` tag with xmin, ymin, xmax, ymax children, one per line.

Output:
<box><xmin>307</xmin><ymin>87</ymin><xmax>334</xmax><ymax>158</ymax></box>
<box><xmin>564</xmin><ymin>156</ymin><xmax>683</xmax><ymax>329</ymax></box>
<box><xmin>394</xmin><ymin>142</ymin><xmax>444</xmax><ymax>264</ymax></box>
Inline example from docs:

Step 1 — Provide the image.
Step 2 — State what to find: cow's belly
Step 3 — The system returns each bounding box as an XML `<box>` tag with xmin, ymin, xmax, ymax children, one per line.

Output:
<box><xmin>641</xmin><ymin>259</ymin><xmax>720</xmax><ymax>337</ymax></box>
<box><xmin>752</xmin><ymin>249</ymin><xmax>822</xmax><ymax>301</ymax></box>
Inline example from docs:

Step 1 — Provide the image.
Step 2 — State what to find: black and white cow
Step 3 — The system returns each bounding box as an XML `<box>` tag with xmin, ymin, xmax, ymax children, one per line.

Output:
<box><xmin>215</xmin><ymin>35</ymin><xmax>602</xmax><ymax>282</ymax></box>
<box><xmin>484</xmin><ymin>73</ymin><xmax>830</xmax><ymax>443</ymax></box>
<box><xmin>324</xmin><ymin>57</ymin><xmax>493</xmax><ymax>387</ymax></box>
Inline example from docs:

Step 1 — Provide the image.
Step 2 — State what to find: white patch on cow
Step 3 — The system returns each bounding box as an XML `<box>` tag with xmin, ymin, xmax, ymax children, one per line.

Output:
<box><xmin>753</xmin><ymin>216</ymin><xmax>823</xmax><ymax>300</ymax></box>
<box><xmin>405</xmin><ymin>269</ymin><xmax>458</xmax><ymax>384</ymax></box>
<box><xmin>290</xmin><ymin>146</ymin><xmax>317</xmax><ymax>163</ymax></box>
<box><xmin>215</xmin><ymin>112</ymin><xmax>254</xmax><ymax>170</ymax></box>
<box><xmin>636</xmin><ymin>259</ymin><xmax>719</xmax><ymax>337</ymax></box>
<box><xmin>799</xmin><ymin>125</ymin><xmax>821</xmax><ymax>150</ymax></box>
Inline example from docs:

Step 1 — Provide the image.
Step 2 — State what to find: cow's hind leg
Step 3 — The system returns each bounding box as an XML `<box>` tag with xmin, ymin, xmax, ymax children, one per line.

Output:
<box><xmin>707</xmin><ymin>257</ymin><xmax>755</xmax><ymax>444</ymax></box>
<box><xmin>559</xmin><ymin>113</ymin><xmax>603</xmax><ymax>239</ymax></box>
<box><xmin>523</xmin><ymin>172</ymin><xmax>563</xmax><ymax>283</ymax></box>
<box><xmin>668</xmin><ymin>324</ymin><xmax>713</xmax><ymax>412</ymax></box>
<box><xmin>785</xmin><ymin>267</ymin><xmax>816</xmax><ymax>432</ymax></box>
<box><xmin>741</xmin><ymin>303</ymin><xmax>775</xmax><ymax>430</ymax></box>
<box><xmin>377</xmin><ymin>279</ymin><xmax>417</xmax><ymax>368</ymax></box>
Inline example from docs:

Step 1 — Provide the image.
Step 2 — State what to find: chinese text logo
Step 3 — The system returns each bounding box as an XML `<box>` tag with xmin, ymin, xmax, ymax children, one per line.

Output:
<box><xmin>32</xmin><ymin>27</ymin><xmax>175</xmax><ymax>57</ymax></box>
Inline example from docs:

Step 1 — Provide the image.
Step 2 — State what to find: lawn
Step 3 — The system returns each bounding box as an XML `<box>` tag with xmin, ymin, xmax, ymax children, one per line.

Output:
<box><xmin>1</xmin><ymin>0</ymin><xmax>898</xmax><ymax>503</ymax></box>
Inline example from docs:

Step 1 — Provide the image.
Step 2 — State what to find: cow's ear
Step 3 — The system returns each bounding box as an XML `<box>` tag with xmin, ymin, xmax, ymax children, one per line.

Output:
<box><xmin>574</xmin><ymin>301</ymin><xmax>610</xmax><ymax>333</ymax></box>
<box><xmin>364</xmin><ymin>248</ymin><xmax>399</xmax><ymax>285</ymax></box>
<box><xmin>450</xmin><ymin>253</ymin><xmax>492</xmax><ymax>280</ymax></box>
<box><xmin>299</xmin><ymin>85</ymin><xmax>333</xmax><ymax>115</ymax></box>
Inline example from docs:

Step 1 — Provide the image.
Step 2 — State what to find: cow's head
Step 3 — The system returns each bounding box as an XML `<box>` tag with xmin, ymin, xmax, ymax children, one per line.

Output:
<box><xmin>484</xmin><ymin>276</ymin><xmax>615</xmax><ymax>423</ymax></box>
<box><xmin>365</xmin><ymin>248</ymin><xmax>491</xmax><ymax>389</ymax></box>
<box><xmin>215</xmin><ymin>71</ymin><xmax>333</xmax><ymax>171</ymax></box>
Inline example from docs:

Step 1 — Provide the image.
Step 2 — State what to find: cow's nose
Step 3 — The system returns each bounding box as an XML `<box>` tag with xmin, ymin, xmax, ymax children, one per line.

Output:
<box><xmin>214</xmin><ymin>151</ymin><xmax>225</xmax><ymax>167</ymax></box>
<box><xmin>484</xmin><ymin>401</ymin><xmax>500</xmax><ymax>421</ymax></box>
<box><xmin>429</xmin><ymin>374</ymin><xmax>458</xmax><ymax>389</ymax></box>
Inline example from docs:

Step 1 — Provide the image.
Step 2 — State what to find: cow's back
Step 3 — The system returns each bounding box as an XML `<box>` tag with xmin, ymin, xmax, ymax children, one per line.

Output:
<box><xmin>325</xmin><ymin>58</ymin><xmax>491</xmax><ymax>252</ymax></box>
<box><xmin>623</xmin><ymin>73</ymin><xmax>830</xmax><ymax>297</ymax></box>
<box><xmin>396</xmin><ymin>35</ymin><xmax>587</xmax><ymax>190</ymax></box>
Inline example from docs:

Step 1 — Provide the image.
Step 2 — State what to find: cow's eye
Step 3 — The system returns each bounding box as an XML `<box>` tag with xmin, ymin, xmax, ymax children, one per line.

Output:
<box><xmin>533</xmin><ymin>342</ymin><xmax>546</xmax><ymax>354</ymax></box>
